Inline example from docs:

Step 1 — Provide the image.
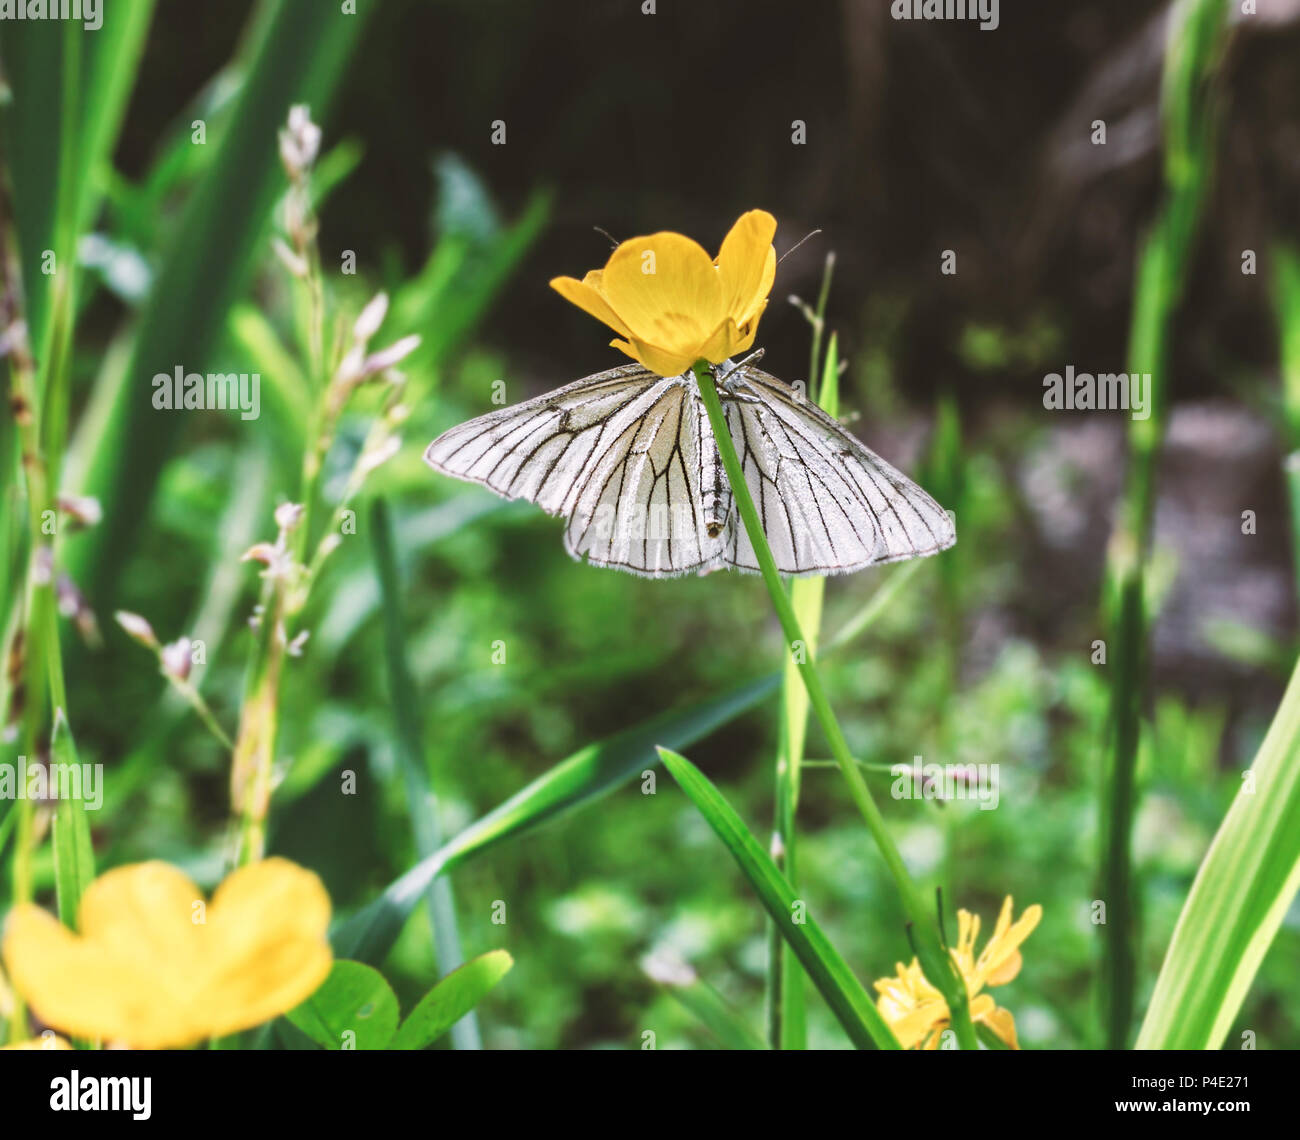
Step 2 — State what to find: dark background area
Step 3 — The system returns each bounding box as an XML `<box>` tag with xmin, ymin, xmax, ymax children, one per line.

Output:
<box><xmin>116</xmin><ymin>0</ymin><xmax>1300</xmax><ymax>403</ymax></box>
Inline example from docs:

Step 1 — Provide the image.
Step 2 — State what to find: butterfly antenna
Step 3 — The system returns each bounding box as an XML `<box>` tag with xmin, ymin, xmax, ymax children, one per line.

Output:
<box><xmin>593</xmin><ymin>225</ymin><xmax>621</xmax><ymax>250</ymax></box>
<box><xmin>778</xmin><ymin>228</ymin><xmax>822</xmax><ymax>266</ymax></box>
<box><xmin>716</xmin><ymin>348</ymin><xmax>765</xmax><ymax>384</ymax></box>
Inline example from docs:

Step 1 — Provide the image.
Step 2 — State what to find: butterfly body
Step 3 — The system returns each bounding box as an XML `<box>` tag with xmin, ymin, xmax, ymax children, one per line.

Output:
<box><xmin>425</xmin><ymin>357</ymin><xmax>955</xmax><ymax>579</ymax></box>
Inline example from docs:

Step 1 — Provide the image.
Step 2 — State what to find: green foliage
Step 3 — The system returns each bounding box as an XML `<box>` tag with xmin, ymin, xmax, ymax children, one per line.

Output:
<box><xmin>287</xmin><ymin>960</ymin><xmax>400</xmax><ymax>1050</ymax></box>
<box><xmin>658</xmin><ymin>747</ymin><xmax>899</xmax><ymax>1050</ymax></box>
<box><xmin>1137</xmin><ymin>660</ymin><xmax>1300</xmax><ymax>1048</ymax></box>
<box><xmin>2</xmin><ymin>0</ymin><xmax>1299</xmax><ymax>1057</ymax></box>
<box><xmin>391</xmin><ymin>950</ymin><xmax>514</xmax><ymax>1050</ymax></box>
<box><xmin>287</xmin><ymin>952</ymin><xmax>512</xmax><ymax>1050</ymax></box>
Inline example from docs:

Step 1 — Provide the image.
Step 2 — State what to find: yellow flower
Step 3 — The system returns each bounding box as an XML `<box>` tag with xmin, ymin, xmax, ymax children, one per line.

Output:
<box><xmin>873</xmin><ymin>896</ymin><xmax>1041</xmax><ymax>1050</ymax></box>
<box><xmin>1</xmin><ymin>858</ymin><xmax>332</xmax><ymax>1049</ymax></box>
<box><xmin>550</xmin><ymin>209</ymin><xmax>777</xmax><ymax>377</ymax></box>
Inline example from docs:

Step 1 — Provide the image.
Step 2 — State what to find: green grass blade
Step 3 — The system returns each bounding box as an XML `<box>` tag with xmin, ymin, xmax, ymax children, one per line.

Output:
<box><xmin>645</xmin><ymin>959</ymin><xmax>768</xmax><ymax>1050</ymax></box>
<box><xmin>769</xmin><ymin>329</ymin><xmax>840</xmax><ymax>1049</ymax></box>
<box><xmin>333</xmin><ymin>673</ymin><xmax>779</xmax><ymax>964</ymax></box>
<box><xmin>1136</xmin><ymin>655</ymin><xmax>1300</xmax><ymax>1049</ymax></box>
<box><xmin>370</xmin><ymin>498</ymin><xmax>478</xmax><ymax>1049</ymax></box>
<box><xmin>1270</xmin><ymin>243</ymin><xmax>1300</xmax><ymax>603</ymax></box>
<box><xmin>50</xmin><ymin>708</ymin><xmax>94</xmax><ymax>930</ymax></box>
<box><xmin>657</xmin><ymin>747</ymin><xmax>900</xmax><ymax>1050</ymax></box>
<box><xmin>1098</xmin><ymin>0</ymin><xmax>1230</xmax><ymax>1048</ymax></box>
<box><xmin>392</xmin><ymin>950</ymin><xmax>514</xmax><ymax>1051</ymax></box>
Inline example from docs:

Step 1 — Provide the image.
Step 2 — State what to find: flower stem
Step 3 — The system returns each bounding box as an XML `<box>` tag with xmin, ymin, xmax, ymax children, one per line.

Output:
<box><xmin>691</xmin><ymin>361</ymin><xmax>976</xmax><ymax>1049</ymax></box>
<box><xmin>1098</xmin><ymin>0</ymin><xmax>1228</xmax><ymax>1048</ymax></box>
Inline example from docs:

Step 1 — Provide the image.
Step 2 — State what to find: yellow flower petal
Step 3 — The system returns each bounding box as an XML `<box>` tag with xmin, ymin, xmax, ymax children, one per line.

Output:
<box><xmin>199</xmin><ymin>858</ymin><xmax>333</xmax><ymax>1037</ymax></box>
<box><xmin>885</xmin><ymin>999</ymin><xmax>950</xmax><ymax>1050</ymax></box>
<box><xmin>2</xmin><ymin>858</ymin><xmax>332</xmax><ymax>1049</ymax></box>
<box><xmin>549</xmin><ymin>273</ymin><xmax>633</xmax><ymax>339</ymax></box>
<box><xmin>78</xmin><ymin>861</ymin><xmax>206</xmax><ymax>967</ymax></box>
<box><xmin>978</xmin><ymin>899</ymin><xmax>1041</xmax><ymax>987</ymax></box>
<box><xmin>716</xmin><ymin>209</ymin><xmax>777</xmax><ymax>325</ymax></box>
<box><xmin>615</xmin><ymin>336</ymin><xmax>698</xmax><ymax>378</ymax></box>
<box><xmin>600</xmin><ymin>232</ymin><xmax>726</xmax><ymax>362</ymax></box>
<box><xmin>698</xmin><ymin>317</ymin><xmax>741</xmax><ymax>367</ymax></box>
<box><xmin>3</xmin><ymin>904</ymin><xmax>188</xmax><ymax>1048</ymax></box>
<box><xmin>984</xmin><ymin>949</ymin><xmax>1023</xmax><ymax>987</ymax></box>
<box><xmin>978</xmin><ymin>1003</ymin><xmax>1020</xmax><ymax>1049</ymax></box>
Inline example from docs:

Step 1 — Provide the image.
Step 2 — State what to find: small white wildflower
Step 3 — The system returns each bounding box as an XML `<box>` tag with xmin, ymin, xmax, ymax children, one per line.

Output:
<box><xmin>353</xmin><ymin>293</ymin><xmax>389</xmax><ymax>344</ymax></box>
<box><xmin>57</xmin><ymin>494</ymin><xmax>102</xmax><ymax>528</ymax></box>
<box><xmin>115</xmin><ymin>610</ymin><xmax>159</xmax><ymax>649</ymax></box>
<box><xmin>358</xmin><ymin>434</ymin><xmax>402</xmax><ymax>477</ymax></box>
<box><xmin>160</xmin><ymin>638</ymin><xmax>192</xmax><ymax>682</ymax></box>
<box><xmin>362</xmin><ymin>335</ymin><xmax>420</xmax><ymax>377</ymax></box>
<box><xmin>641</xmin><ymin>949</ymin><xmax>697</xmax><ymax>988</ymax></box>
<box><xmin>275</xmin><ymin>502</ymin><xmax>304</xmax><ymax>533</ymax></box>
<box><xmin>272</xmin><ymin>237</ymin><xmax>309</xmax><ymax>279</ymax></box>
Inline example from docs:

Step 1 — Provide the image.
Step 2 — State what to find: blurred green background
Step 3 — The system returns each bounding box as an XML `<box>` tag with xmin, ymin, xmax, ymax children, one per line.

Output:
<box><xmin>2</xmin><ymin>0</ymin><xmax>1298</xmax><ymax>1048</ymax></box>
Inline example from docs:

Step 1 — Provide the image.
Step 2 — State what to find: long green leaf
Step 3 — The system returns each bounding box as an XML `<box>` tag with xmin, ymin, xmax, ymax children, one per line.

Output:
<box><xmin>333</xmin><ymin>673</ymin><xmax>779</xmax><ymax>964</ymax></box>
<box><xmin>1136</xmin><ymin>655</ymin><xmax>1300</xmax><ymax>1049</ymax></box>
<box><xmin>657</xmin><ymin>747</ymin><xmax>900</xmax><ymax>1051</ymax></box>
<box><xmin>0</xmin><ymin>4</ymin><xmax>154</xmax><ymax>359</ymax></box>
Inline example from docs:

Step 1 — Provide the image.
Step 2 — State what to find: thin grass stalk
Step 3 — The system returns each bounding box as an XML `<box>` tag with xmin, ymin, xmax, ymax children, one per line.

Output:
<box><xmin>1098</xmin><ymin>0</ymin><xmax>1229</xmax><ymax>1049</ymax></box>
<box><xmin>0</xmin><ymin>80</ymin><xmax>94</xmax><ymax>1037</ymax></box>
<box><xmin>1270</xmin><ymin>244</ymin><xmax>1300</xmax><ymax>602</ymax></box>
<box><xmin>0</xmin><ymin>222</ymin><xmax>42</xmax><ymax>1042</ymax></box>
<box><xmin>371</xmin><ymin>499</ymin><xmax>479</xmax><ymax>1049</ymax></box>
<box><xmin>691</xmin><ymin>361</ymin><xmax>977</xmax><ymax>1049</ymax></box>
<box><xmin>767</xmin><ymin>265</ymin><xmax>837</xmax><ymax>1050</ymax></box>
<box><xmin>231</xmin><ymin>126</ymin><xmax>325</xmax><ymax>866</ymax></box>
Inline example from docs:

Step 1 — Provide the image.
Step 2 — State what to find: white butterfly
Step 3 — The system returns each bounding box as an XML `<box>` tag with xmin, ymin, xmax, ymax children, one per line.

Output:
<box><xmin>424</xmin><ymin>352</ymin><xmax>955</xmax><ymax>578</ymax></box>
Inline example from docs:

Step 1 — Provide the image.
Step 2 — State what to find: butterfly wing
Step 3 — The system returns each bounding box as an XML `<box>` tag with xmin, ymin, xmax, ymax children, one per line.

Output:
<box><xmin>719</xmin><ymin>364</ymin><xmax>956</xmax><ymax>575</ymax></box>
<box><xmin>425</xmin><ymin>362</ymin><xmax>661</xmax><ymax>514</ymax></box>
<box><xmin>424</xmin><ymin>362</ymin><xmax>724</xmax><ymax>577</ymax></box>
<box><xmin>564</xmin><ymin>378</ymin><xmax>731</xmax><ymax>577</ymax></box>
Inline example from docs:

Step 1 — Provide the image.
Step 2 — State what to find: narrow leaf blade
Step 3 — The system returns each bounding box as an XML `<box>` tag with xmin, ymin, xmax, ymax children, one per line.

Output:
<box><xmin>333</xmin><ymin>673</ymin><xmax>779</xmax><ymax>964</ymax></box>
<box><xmin>657</xmin><ymin>747</ymin><xmax>900</xmax><ymax>1051</ymax></box>
<box><xmin>50</xmin><ymin>709</ymin><xmax>94</xmax><ymax>929</ymax></box>
<box><xmin>1136</xmin><ymin>657</ymin><xmax>1300</xmax><ymax>1049</ymax></box>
